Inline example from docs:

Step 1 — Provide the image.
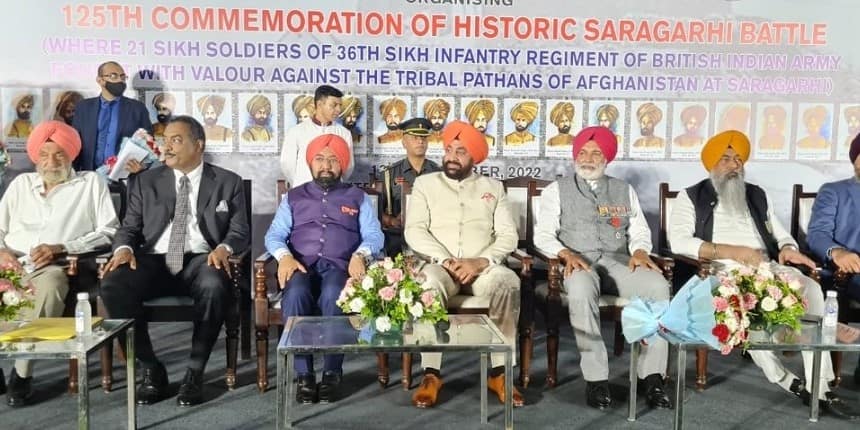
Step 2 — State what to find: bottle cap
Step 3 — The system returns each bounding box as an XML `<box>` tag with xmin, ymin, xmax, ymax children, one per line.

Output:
<box><xmin>826</xmin><ymin>290</ymin><xmax>838</xmax><ymax>298</ymax></box>
<box><xmin>76</xmin><ymin>292</ymin><xmax>90</xmax><ymax>301</ymax></box>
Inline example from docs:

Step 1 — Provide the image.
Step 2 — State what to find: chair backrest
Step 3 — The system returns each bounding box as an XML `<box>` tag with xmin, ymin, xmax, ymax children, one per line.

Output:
<box><xmin>276</xmin><ymin>179</ymin><xmax>288</xmax><ymax>204</ymax></box>
<box><xmin>790</xmin><ymin>184</ymin><xmax>817</xmax><ymax>251</ymax></box>
<box><xmin>658</xmin><ymin>182</ymin><xmax>680</xmax><ymax>255</ymax></box>
<box><xmin>503</xmin><ymin>176</ymin><xmax>552</xmax><ymax>249</ymax></box>
<box><xmin>526</xmin><ymin>181</ymin><xmax>544</xmax><ymax>250</ymax></box>
<box><xmin>360</xmin><ymin>180</ymin><xmax>383</xmax><ymax>220</ymax></box>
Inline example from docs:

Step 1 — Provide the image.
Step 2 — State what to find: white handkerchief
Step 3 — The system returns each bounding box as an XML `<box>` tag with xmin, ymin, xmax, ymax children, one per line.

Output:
<box><xmin>215</xmin><ymin>200</ymin><xmax>229</xmax><ymax>212</ymax></box>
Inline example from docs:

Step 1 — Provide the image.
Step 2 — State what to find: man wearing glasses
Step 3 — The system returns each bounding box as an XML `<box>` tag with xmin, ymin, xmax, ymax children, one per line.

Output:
<box><xmin>72</xmin><ymin>61</ymin><xmax>152</xmax><ymax>172</ymax></box>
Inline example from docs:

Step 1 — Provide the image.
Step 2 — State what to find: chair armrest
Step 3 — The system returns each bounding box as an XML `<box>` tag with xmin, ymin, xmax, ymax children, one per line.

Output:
<box><xmin>254</xmin><ymin>252</ymin><xmax>276</xmax><ymax>302</ymax></box>
<box><xmin>64</xmin><ymin>247</ymin><xmax>111</xmax><ymax>276</ymax></box>
<box><xmin>650</xmin><ymin>254</ymin><xmax>675</xmax><ymax>283</ymax></box>
<box><xmin>228</xmin><ymin>248</ymin><xmax>251</xmax><ymax>266</ymax></box>
<box><xmin>669</xmin><ymin>253</ymin><xmax>711</xmax><ymax>279</ymax></box>
<box><xmin>508</xmin><ymin>249</ymin><xmax>533</xmax><ymax>276</ymax></box>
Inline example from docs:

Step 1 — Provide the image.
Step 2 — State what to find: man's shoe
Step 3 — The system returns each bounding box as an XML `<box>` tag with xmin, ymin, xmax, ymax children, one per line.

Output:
<box><xmin>317</xmin><ymin>371</ymin><xmax>342</xmax><ymax>404</ymax></box>
<box><xmin>642</xmin><ymin>374</ymin><xmax>672</xmax><ymax>409</ymax></box>
<box><xmin>487</xmin><ymin>374</ymin><xmax>524</xmax><ymax>407</ymax></box>
<box><xmin>0</xmin><ymin>368</ymin><xmax>6</xmax><ymax>395</ymax></box>
<box><xmin>854</xmin><ymin>365</ymin><xmax>860</xmax><ymax>386</ymax></box>
<box><xmin>412</xmin><ymin>373</ymin><xmax>443</xmax><ymax>408</ymax></box>
<box><xmin>7</xmin><ymin>369</ymin><xmax>33</xmax><ymax>407</ymax></box>
<box><xmin>177</xmin><ymin>368</ymin><xmax>204</xmax><ymax>407</ymax></box>
<box><xmin>136</xmin><ymin>363</ymin><xmax>168</xmax><ymax>405</ymax></box>
<box><xmin>585</xmin><ymin>380</ymin><xmax>612</xmax><ymax>410</ymax></box>
<box><xmin>296</xmin><ymin>373</ymin><xmax>317</xmax><ymax>404</ymax></box>
<box><xmin>801</xmin><ymin>390</ymin><xmax>860</xmax><ymax>420</ymax></box>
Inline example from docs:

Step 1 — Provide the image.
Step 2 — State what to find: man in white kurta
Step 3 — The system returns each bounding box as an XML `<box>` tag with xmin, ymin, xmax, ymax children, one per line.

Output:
<box><xmin>405</xmin><ymin>120</ymin><xmax>523</xmax><ymax>408</ymax></box>
<box><xmin>668</xmin><ymin>130</ymin><xmax>857</xmax><ymax>419</ymax></box>
<box><xmin>0</xmin><ymin>121</ymin><xmax>118</xmax><ymax>406</ymax></box>
<box><xmin>280</xmin><ymin>85</ymin><xmax>354</xmax><ymax>187</ymax></box>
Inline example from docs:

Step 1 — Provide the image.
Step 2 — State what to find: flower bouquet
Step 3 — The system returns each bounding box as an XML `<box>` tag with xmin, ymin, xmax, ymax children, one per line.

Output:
<box><xmin>337</xmin><ymin>254</ymin><xmax>447</xmax><ymax>334</ymax></box>
<box><xmin>96</xmin><ymin>128</ymin><xmax>163</xmax><ymax>182</ymax></box>
<box><xmin>0</xmin><ymin>261</ymin><xmax>35</xmax><ymax>322</ymax></box>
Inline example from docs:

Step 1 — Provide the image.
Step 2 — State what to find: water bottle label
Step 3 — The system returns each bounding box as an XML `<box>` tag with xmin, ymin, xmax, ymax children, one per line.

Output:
<box><xmin>75</xmin><ymin>312</ymin><xmax>84</xmax><ymax>333</ymax></box>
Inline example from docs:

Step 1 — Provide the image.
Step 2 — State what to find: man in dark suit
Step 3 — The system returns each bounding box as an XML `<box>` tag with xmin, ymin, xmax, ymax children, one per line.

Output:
<box><xmin>100</xmin><ymin>115</ymin><xmax>249</xmax><ymax>407</ymax></box>
<box><xmin>72</xmin><ymin>61</ymin><xmax>152</xmax><ymax>172</ymax></box>
<box><xmin>808</xmin><ymin>134</ymin><xmax>860</xmax><ymax>385</ymax></box>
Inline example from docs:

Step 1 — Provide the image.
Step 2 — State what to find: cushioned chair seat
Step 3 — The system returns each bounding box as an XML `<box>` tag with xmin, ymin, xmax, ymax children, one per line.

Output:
<box><xmin>143</xmin><ymin>296</ymin><xmax>194</xmax><ymax>307</ymax></box>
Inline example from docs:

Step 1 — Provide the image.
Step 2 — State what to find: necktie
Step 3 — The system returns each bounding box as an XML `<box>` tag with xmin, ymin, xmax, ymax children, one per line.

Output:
<box><xmin>95</xmin><ymin>99</ymin><xmax>114</xmax><ymax>167</ymax></box>
<box><xmin>166</xmin><ymin>175</ymin><xmax>190</xmax><ymax>275</ymax></box>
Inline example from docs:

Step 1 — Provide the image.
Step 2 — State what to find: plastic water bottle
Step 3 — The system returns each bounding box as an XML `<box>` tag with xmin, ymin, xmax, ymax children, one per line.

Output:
<box><xmin>822</xmin><ymin>290</ymin><xmax>839</xmax><ymax>343</ymax></box>
<box><xmin>75</xmin><ymin>292</ymin><xmax>93</xmax><ymax>339</ymax></box>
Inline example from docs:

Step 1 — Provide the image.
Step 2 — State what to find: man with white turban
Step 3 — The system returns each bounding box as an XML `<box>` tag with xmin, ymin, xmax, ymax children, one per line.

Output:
<box><xmin>504</xmin><ymin>101</ymin><xmax>538</xmax><ymax>146</ymax></box>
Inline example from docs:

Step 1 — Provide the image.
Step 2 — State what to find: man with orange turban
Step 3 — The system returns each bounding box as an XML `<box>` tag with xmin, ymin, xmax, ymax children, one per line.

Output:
<box><xmin>758</xmin><ymin>105</ymin><xmax>787</xmax><ymax>150</ymax></box>
<box><xmin>669</xmin><ymin>130</ymin><xmax>858</xmax><ymax>419</ymax></box>
<box><xmin>405</xmin><ymin>120</ymin><xmax>522</xmax><ymax>409</ymax></box>
<box><xmin>548</xmin><ymin>102</ymin><xmax>575</xmax><ymax>147</ymax></box>
<box><xmin>423</xmin><ymin>98</ymin><xmax>451</xmax><ymax>146</ymax></box>
<box><xmin>464</xmin><ymin>99</ymin><xmax>496</xmax><ymax>147</ymax></box>
<box><xmin>673</xmin><ymin>105</ymin><xmax>706</xmax><ymax>148</ymax></box>
<box><xmin>535</xmin><ymin>125</ymin><xmax>671</xmax><ymax>411</ymax></box>
<box><xmin>266</xmin><ymin>133</ymin><xmax>383</xmax><ymax>405</ymax></box>
<box><xmin>377</xmin><ymin>97</ymin><xmax>407</xmax><ymax>144</ymax></box>
<box><xmin>797</xmin><ymin>105</ymin><xmax>829</xmax><ymax>149</ymax></box>
<box><xmin>504</xmin><ymin>101</ymin><xmax>538</xmax><ymax>146</ymax></box>
<box><xmin>0</xmin><ymin>120</ymin><xmax>118</xmax><ymax>406</ymax></box>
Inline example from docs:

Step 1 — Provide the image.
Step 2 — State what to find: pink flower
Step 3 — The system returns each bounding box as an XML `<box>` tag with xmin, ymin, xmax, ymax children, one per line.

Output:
<box><xmin>379</xmin><ymin>286</ymin><xmax>396</xmax><ymax>302</ymax></box>
<box><xmin>713</xmin><ymin>296</ymin><xmax>729</xmax><ymax>312</ymax></box>
<box><xmin>720</xmin><ymin>344</ymin><xmax>733</xmax><ymax>355</ymax></box>
<box><xmin>421</xmin><ymin>291</ymin><xmax>435</xmax><ymax>307</ymax></box>
<box><xmin>0</xmin><ymin>279</ymin><xmax>12</xmax><ymax>293</ymax></box>
<box><xmin>742</xmin><ymin>293</ymin><xmax>758</xmax><ymax>310</ymax></box>
<box><xmin>766</xmin><ymin>286</ymin><xmax>783</xmax><ymax>302</ymax></box>
<box><xmin>386</xmin><ymin>269</ymin><xmax>404</xmax><ymax>284</ymax></box>
<box><xmin>781</xmin><ymin>294</ymin><xmax>797</xmax><ymax>308</ymax></box>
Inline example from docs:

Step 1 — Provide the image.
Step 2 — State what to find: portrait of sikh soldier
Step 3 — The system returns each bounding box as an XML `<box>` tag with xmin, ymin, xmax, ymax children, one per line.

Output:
<box><xmin>632</xmin><ymin>102</ymin><xmax>665</xmax><ymax>148</ymax></box>
<box><xmin>547</xmin><ymin>101</ymin><xmax>575</xmax><ymax>147</ymax></box>
<box><xmin>673</xmin><ymin>105</ymin><xmax>706</xmax><ymax>148</ymax></box>
<box><xmin>53</xmin><ymin>91</ymin><xmax>84</xmax><ymax>126</ymax></box>
<box><xmin>241</xmin><ymin>95</ymin><xmax>273</xmax><ymax>142</ymax></box>
<box><xmin>504</xmin><ymin>101</ymin><xmax>538</xmax><ymax>146</ymax></box>
<box><xmin>758</xmin><ymin>106</ymin><xmax>787</xmax><ymax>150</ymax></box>
<box><xmin>844</xmin><ymin>106</ymin><xmax>860</xmax><ymax>147</ymax></box>
<box><xmin>595</xmin><ymin>104</ymin><xmax>622</xmax><ymax>145</ymax></box>
<box><xmin>292</xmin><ymin>95</ymin><xmax>315</xmax><ymax>124</ymax></box>
<box><xmin>464</xmin><ymin>99</ymin><xmax>496</xmax><ymax>147</ymax></box>
<box><xmin>797</xmin><ymin>105</ymin><xmax>829</xmax><ymax>149</ymax></box>
<box><xmin>339</xmin><ymin>96</ymin><xmax>363</xmax><ymax>145</ymax></box>
<box><xmin>423</xmin><ymin>98</ymin><xmax>451</xmax><ymax>146</ymax></box>
<box><xmin>151</xmin><ymin>92</ymin><xmax>176</xmax><ymax>139</ymax></box>
<box><xmin>7</xmin><ymin>94</ymin><xmax>35</xmax><ymax>138</ymax></box>
<box><xmin>377</xmin><ymin>97</ymin><xmax>407</xmax><ymax>144</ymax></box>
<box><xmin>196</xmin><ymin>95</ymin><xmax>233</xmax><ymax>142</ymax></box>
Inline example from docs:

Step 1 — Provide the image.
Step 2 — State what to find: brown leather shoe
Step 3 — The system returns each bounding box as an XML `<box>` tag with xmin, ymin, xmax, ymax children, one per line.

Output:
<box><xmin>412</xmin><ymin>374</ymin><xmax>443</xmax><ymax>408</ymax></box>
<box><xmin>487</xmin><ymin>374</ymin><xmax>524</xmax><ymax>407</ymax></box>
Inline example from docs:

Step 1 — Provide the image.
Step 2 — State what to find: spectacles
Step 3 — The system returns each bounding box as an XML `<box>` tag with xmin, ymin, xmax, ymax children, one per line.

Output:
<box><xmin>100</xmin><ymin>73</ymin><xmax>128</xmax><ymax>82</ymax></box>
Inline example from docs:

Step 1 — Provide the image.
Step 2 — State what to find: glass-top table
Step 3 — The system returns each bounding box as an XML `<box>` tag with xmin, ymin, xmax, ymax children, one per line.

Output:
<box><xmin>276</xmin><ymin>314</ymin><xmax>514</xmax><ymax>429</ymax></box>
<box><xmin>627</xmin><ymin>319</ymin><xmax>857</xmax><ymax>429</ymax></box>
<box><xmin>0</xmin><ymin>319</ymin><xmax>136</xmax><ymax>430</ymax></box>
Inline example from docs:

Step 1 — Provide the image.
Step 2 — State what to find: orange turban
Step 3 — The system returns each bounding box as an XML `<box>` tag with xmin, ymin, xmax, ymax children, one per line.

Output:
<box><xmin>306</xmin><ymin>134</ymin><xmax>350</xmax><ymax>172</ymax></box>
<box><xmin>701</xmin><ymin>130</ymin><xmax>750</xmax><ymax>171</ymax></box>
<box><xmin>26</xmin><ymin>120</ymin><xmax>81</xmax><ymax>164</ymax></box>
<box><xmin>573</xmin><ymin>126</ymin><xmax>617</xmax><ymax>163</ymax></box>
<box><xmin>442</xmin><ymin>120</ymin><xmax>488</xmax><ymax>164</ymax></box>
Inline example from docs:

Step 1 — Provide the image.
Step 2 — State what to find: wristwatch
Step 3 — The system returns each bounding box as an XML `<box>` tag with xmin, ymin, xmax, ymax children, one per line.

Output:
<box><xmin>826</xmin><ymin>246</ymin><xmax>843</xmax><ymax>261</ymax></box>
<box><xmin>352</xmin><ymin>250</ymin><xmax>372</xmax><ymax>265</ymax></box>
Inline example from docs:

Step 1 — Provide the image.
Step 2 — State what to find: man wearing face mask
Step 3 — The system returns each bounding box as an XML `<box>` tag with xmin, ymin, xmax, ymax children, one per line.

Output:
<box><xmin>72</xmin><ymin>61</ymin><xmax>152</xmax><ymax>172</ymax></box>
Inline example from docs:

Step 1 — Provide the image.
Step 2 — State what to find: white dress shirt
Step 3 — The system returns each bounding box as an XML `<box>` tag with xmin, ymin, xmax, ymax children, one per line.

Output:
<box><xmin>534</xmin><ymin>180</ymin><xmax>653</xmax><ymax>257</ymax></box>
<box><xmin>668</xmin><ymin>189</ymin><xmax>797</xmax><ymax>265</ymax></box>
<box><xmin>0</xmin><ymin>170</ymin><xmax>118</xmax><ymax>254</ymax></box>
<box><xmin>279</xmin><ymin>119</ymin><xmax>354</xmax><ymax>187</ymax></box>
<box><xmin>151</xmin><ymin>163</ymin><xmax>211</xmax><ymax>254</ymax></box>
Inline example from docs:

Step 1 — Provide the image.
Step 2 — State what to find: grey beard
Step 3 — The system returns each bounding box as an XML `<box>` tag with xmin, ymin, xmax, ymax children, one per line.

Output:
<box><xmin>711</xmin><ymin>171</ymin><xmax>748</xmax><ymax>215</ymax></box>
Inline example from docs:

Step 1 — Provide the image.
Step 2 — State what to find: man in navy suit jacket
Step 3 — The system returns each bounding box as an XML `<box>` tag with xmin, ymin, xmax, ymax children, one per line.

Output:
<box><xmin>807</xmin><ymin>135</ymin><xmax>860</xmax><ymax>384</ymax></box>
<box><xmin>72</xmin><ymin>61</ymin><xmax>152</xmax><ymax>171</ymax></box>
<box><xmin>100</xmin><ymin>116</ymin><xmax>249</xmax><ymax>407</ymax></box>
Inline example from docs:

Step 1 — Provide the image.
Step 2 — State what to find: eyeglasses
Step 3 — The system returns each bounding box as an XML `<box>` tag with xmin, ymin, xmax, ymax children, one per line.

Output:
<box><xmin>100</xmin><ymin>73</ymin><xmax>128</xmax><ymax>82</ymax></box>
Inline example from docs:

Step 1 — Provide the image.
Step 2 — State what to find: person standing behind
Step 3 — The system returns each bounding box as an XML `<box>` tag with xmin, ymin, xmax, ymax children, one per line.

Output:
<box><xmin>72</xmin><ymin>61</ymin><xmax>152</xmax><ymax>172</ymax></box>
<box><xmin>280</xmin><ymin>85</ymin><xmax>353</xmax><ymax>187</ymax></box>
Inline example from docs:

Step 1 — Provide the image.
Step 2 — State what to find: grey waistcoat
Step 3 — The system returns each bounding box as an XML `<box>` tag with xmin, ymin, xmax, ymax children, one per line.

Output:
<box><xmin>558</xmin><ymin>174</ymin><xmax>631</xmax><ymax>263</ymax></box>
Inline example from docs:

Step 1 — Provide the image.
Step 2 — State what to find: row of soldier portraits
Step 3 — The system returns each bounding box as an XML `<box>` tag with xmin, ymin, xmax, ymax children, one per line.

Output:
<box><xmin>1</xmin><ymin>87</ymin><xmax>859</xmax><ymax>162</ymax></box>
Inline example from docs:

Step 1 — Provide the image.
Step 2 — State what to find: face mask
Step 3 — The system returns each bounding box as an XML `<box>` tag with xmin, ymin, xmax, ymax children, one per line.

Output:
<box><xmin>156</xmin><ymin>114</ymin><xmax>169</xmax><ymax>123</ymax></box>
<box><xmin>105</xmin><ymin>81</ymin><xmax>126</xmax><ymax>97</ymax></box>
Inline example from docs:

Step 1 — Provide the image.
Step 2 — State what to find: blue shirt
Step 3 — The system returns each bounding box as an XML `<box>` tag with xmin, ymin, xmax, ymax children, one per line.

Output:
<box><xmin>95</xmin><ymin>96</ymin><xmax>120</xmax><ymax>167</ymax></box>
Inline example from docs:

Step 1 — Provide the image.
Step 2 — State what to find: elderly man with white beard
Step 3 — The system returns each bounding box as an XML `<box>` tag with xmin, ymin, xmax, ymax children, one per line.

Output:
<box><xmin>668</xmin><ymin>130</ymin><xmax>859</xmax><ymax>419</ymax></box>
<box><xmin>535</xmin><ymin>126</ymin><xmax>672</xmax><ymax>411</ymax></box>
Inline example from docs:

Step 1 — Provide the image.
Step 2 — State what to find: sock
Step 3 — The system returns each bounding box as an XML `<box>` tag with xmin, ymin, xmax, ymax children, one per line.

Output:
<box><xmin>14</xmin><ymin>360</ymin><xmax>33</xmax><ymax>378</ymax></box>
<box><xmin>489</xmin><ymin>366</ymin><xmax>505</xmax><ymax>378</ymax></box>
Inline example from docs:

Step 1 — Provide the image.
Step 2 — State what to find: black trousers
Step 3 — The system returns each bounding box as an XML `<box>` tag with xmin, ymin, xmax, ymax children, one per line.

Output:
<box><xmin>100</xmin><ymin>253</ymin><xmax>231</xmax><ymax>371</ymax></box>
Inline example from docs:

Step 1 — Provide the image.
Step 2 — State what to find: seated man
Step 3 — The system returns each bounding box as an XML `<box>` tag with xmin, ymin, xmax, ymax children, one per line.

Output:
<box><xmin>380</xmin><ymin>117</ymin><xmax>440</xmax><ymax>256</ymax></box>
<box><xmin>668</xmin><ymin>130</ymin><xmax>858</xmax><ymax>419</ymax></box>
<box><xmin>0</xmin><ymin>120</ymin><xmax>118</xmax><ymax>406</ymax></box>
<box><xmin>265</xmin><ymin>134</ymin><xmax>383</xmax><ymax>404</ymax></box>
<box><xmin>534</xmin><ymin>126</ymin><xmax>671</xmax><ymax>410</ymax></box>
<box><xmin>807</xmin><ymin>134</ymin><xmax>860</xmax><ymax>385</ymax></box>
<box><xmin>405</xmin><ymin>120</ymin><xmax>523</xmax><ymax>408</ymax></box>
<box><xmin>100</xmin><ymin>115</ymin><xmax>249</xmax><ymax>407</ymax></box>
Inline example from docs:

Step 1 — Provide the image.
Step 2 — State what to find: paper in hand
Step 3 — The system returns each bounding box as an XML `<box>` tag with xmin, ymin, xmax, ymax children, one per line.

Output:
<box><xmin>108</xmin><ymin>143</ymin><xmax>151</xmax><ymax>181</ymax></box>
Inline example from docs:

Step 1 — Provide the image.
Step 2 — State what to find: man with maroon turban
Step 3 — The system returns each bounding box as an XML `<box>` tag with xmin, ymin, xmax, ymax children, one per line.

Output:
<box><xmin>534</xmin><ymin>126</ymin><xmax>671</xmax><ymax>411</ymax></box>
<box><xmin>0</xmin><ymin>120</ymin><xmax>118</xmax><ymax>406</ymax></box>
<box><xmin>266</xmin><ymin>133</ymin><xmax>383</xmax><ymax>405</ymax></box>
<box><xmin>405</xmin><ymin>120</ymin><xmax>523</xmax><ymax>409</ymax></box>
<box><xmin>670</xmin><ymin>130</ymin><xmax>858</xmax><ymax>419</ymax></box>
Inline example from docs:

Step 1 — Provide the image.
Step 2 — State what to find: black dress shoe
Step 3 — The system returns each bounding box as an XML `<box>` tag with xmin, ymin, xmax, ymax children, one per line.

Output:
<box><xmin>800</xmin><ymin>389</ymin><xmax>860</xmax><ymax>420</ymax></box>
<box><xmin>0</xmin><ymin>368</ymin><xmax>6</xmax><ymax>395</ymax></box>
<box><xmin>7</xmin><ymin>369</ymin><xmax>33</xmax><ymax>407</ymax></box>
<box><xmin>136</xmin><ymin>363</ymin><xmax>168</xmax><ymax>405</ymax></box>
<box><xmin>318</xmin><ymin>370</ymin><xmax>342</xmax><ymax>404</ymax></box>
<box><xmin>585</xmin><ymin>380</ymin><xmax>612</xmax><ymax>410</ymax></box>
<box><xmin>296</xmin><ymin>373</ymin><xmax>317</xmax><ymax>404</ymax></box>
<box><xmin>177</xmin><ymin>368</ymin><xmax>204</xmax><ymax>407</ymax></box>
<box><xmin>642</xmin><ymin>374</ymin><xmax>672</xmax><ymax>409</ymax></box>
<box><xmin>854</xmin><ymin>364</ymin><xmax>860</xmax><ymax>386</ymax></box>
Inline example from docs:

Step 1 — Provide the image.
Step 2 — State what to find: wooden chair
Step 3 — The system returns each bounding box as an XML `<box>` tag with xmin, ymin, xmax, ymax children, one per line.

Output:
<box><xmin>98</xmin><ymin>179</ymin><xmax>253</xmax><ymax>392</ymax></box>
<box><xmin>532</xmin><ymin>181</ymin><xmax>674</xmax><ymax>387</ymax></box>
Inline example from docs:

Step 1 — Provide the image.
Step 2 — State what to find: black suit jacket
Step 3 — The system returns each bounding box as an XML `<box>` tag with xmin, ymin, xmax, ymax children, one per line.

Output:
<box><xmin>114</xmin><ymin>163</ymin><xmax>249</xmax><ymax>256</ymax></box>
<box><xmin>72</xmin><ymin>95</ymin><xmax>153</xmax><ymax>171</ymax></box>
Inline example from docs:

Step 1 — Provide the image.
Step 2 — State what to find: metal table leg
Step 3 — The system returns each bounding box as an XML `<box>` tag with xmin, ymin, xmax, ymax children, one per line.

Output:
<box><xmin>674</xmin><ymin>346</ymin><xmax>687</xmax><ymax>430</ymax></box>
<box><xmin>810</xmin><ymin>351</ymin><xmax>821</xmax><ymax>422</ymax></box>
<box><xmin>279</xmin><ymin>352</ymin><xmax>292</xmax><ymax>429</ymax></box>
<box><xmin>480</xmin><ymin>352</ymin><xmax>488</xmax><ymax>425</ymax></box>
<box><xmin>628</xmin><ymin>341</ymin><xmax>640</xmax><ymax>421</ymax></box>
<box><xmin>78</xmin><ymin>349</ymin><xmax>89</xmax><ymax>430</ymax></box>
<box><xmin>127</xmin><ymin>327</ymin><xmax>136</xmax><ymax>430</ymax></box>
<box><xmin>505</xmin><ymin>350</ymin><xmax>513</xmax><ymax>430</ymax></box>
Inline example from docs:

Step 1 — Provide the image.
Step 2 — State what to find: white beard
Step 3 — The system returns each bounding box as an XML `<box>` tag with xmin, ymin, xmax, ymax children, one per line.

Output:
<box><xmin>575</xmin><ymin>160</ymin><xmax>607</xmax><ymax>181</ymax></box>
<box><xmin>711</xmin><ymin>170</ymin><xmax>748</xmax><ymax>216</ymax></box>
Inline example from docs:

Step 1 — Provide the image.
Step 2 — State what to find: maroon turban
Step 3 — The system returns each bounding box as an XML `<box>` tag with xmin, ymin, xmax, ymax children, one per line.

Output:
<box><xmin>26</xmin><ymin>120</ymin><xmax>81</xmax><ymax>164</ymax></box>
<box><xmin>442</xmin><ymin>120</ymin><xmax>488</xmax><ymax>164</ymax></box>
<box><xmin>573</xmin><ymin>126</ymin><xmax>618</xmax><ymax>163</ymax></box>
<box><xmin>306</xmin><ymin>134</ymin><xmax>350</xmax><ymax>172</ymax></box>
